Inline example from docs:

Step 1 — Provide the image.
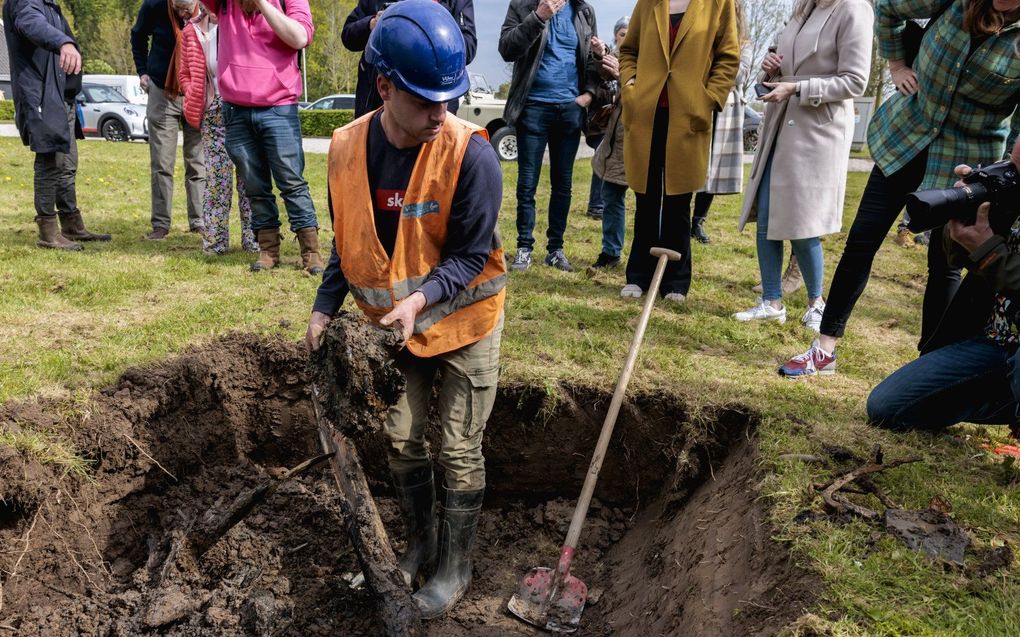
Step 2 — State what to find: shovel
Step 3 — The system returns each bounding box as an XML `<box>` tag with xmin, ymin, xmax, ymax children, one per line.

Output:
<box><xmin>508</xmin><ymin>247</ymin><xmax>683</xmax><ymax>633</ymax></box>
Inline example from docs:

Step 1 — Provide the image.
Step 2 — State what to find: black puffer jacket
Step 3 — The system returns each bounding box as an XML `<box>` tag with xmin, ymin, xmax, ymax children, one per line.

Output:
<box><xmin>3</xmin><ymin>0</ymin><xmax>79</xmax><ymax>153</ymax></box>
<box><xmin>342</xmin><ymin>0</ymin><xmax>477</xmax><ymax>117</ymax></box>
<box><xmin>498</xmin><ymin>0</ymin><xmax>598</xmax><ymax>127</ymax></box>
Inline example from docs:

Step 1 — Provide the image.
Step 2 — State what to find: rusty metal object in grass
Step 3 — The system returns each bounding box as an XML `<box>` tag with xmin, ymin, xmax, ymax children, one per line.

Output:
<box><xmin>508</xmin><ymin>247</ymin><xmax>682</xmax><ymax>633</ymax></box>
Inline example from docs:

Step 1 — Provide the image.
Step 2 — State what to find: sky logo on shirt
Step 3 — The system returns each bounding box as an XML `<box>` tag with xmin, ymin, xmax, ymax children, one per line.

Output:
<box><xmin>376</xmin><ymin>189</ymin><xmax>406</xmax><ymax>212</ymax></box>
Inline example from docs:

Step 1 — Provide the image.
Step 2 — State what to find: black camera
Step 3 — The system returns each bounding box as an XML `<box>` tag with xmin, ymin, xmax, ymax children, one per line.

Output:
<box><xmin>905</xmin><ymin>160</ymin><xmax>1020</xmax><ymax>233</ymax></box>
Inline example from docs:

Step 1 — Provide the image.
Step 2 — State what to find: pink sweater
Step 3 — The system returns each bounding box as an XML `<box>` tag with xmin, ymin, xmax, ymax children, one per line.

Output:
<box><xmin>202</xmin><ymin>0</ymin><xmax>313</xmax><ymax>107</ymax></box>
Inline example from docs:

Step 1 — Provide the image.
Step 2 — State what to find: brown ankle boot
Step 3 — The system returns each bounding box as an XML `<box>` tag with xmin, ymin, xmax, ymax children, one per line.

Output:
<box><xmin>781</xmin><ymin>255</ymin><xmax>804</xmax><ymax>295</ymax></box>
<box><xmin>295</xmin><ymin>227</ymin><xmax>324</xmax><ymax>275</ymax></box>
<box><xmin>251</xmin><ymin>229</ymin><xmax>281</xmax><ymax>272</ymax></box>
<box><xmin>36</xmin><ymin>216</ymin><xmax>84</xmax><ymax>251</ymax></box>
<box><xmin>59</xmin><ymin>210</ymin><xmax>111</xmax><ymax>241</ymax></box>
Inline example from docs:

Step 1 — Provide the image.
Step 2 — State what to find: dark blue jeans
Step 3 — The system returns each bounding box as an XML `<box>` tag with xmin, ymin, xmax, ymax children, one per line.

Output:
<box><xmin>586</xmin><ymin>133</ymin><xmax>605</xmax><ymax>211</ymax></box>
<box><xmin>222</xmin><ymin>102</ymin><xmax>318</xmax><ymax>233</ymax></box>
<box><xmin>600</xmin><ymin>180</ymin><xmax>627</xmax><ymax>258</ymax></box>
<box><xmin>867</xmin><ymin>336</ymin><xmax>1018</xmax><ymax>431</ymax></box>
<box><xmin>515</xmin><ymin>100</ymin><xmax>583</xmax><ymax>252</ymax></box>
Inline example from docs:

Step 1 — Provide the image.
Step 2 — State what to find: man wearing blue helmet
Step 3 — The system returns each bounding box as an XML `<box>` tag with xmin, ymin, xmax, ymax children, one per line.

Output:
<box><xmin>305</xmin><ymin>0</ymin><xmax>505</xmax><ymax>619</ymax></box>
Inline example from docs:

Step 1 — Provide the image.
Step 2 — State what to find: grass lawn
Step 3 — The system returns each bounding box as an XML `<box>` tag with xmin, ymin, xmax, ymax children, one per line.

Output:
<box><xmin>1</xmin><ymin>137</ymin><xmax>1018</xmax><ymax>635</ymax></box>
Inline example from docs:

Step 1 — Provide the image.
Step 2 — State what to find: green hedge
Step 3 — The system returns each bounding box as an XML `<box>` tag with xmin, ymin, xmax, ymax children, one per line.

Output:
<box><xmin>0</xmin><ymin>100</ymin><xmax>15</xmax><ymax>121</ymax></box>
<box><xmin>299</xmin><ymin>109</ymin><xmax>354</xmax><ymax>137</ymax></box>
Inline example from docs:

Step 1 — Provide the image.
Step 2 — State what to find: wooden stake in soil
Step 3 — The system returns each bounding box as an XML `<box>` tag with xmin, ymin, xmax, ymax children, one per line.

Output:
<box><xmin>311</xmin><ymin>384</ymin><xmax>425</xmax><ymax>637</ymax></box>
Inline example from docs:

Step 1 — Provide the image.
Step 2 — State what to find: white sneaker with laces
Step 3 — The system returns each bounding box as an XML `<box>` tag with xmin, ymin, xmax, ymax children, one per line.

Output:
<box><xmin>734</xmin><ymin>299</ymin><xmax>786</xmax><ymax>323</ymax></box>
<box><xmin>801</xmin><ymin>298</ymin><xmax>826</xmax><ymax>333</ymax></box>
<box><xmin>620</xmin><ymin>284</ymin><xmax>643</xmax><ymax>298</ymax></box>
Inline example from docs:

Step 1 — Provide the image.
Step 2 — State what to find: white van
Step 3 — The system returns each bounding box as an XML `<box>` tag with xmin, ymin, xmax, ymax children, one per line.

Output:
<box><xmin>82</xmin><ymin>75</ymin><xmax>147</xmax><ymax>106</ymax></box>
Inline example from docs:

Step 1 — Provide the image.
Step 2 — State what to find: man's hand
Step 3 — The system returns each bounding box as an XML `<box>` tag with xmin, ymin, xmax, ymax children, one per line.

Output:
<box><xmin>139</xmin><ymin>74</ymin><xmax>150</xmax><ymax>92</ymax></box>
<box><xmin>761</xmin><ymin>81</ymin><xmax>797</xmax><ymax>103</ymax></box>
<box><xmin>536</xmin><ymin>0</ymin><xmax>566</xmax><ymax>22</ymax></box>
<box><xmin>370</xmin><ymin>10</ymin><xmax>382</xmax><ymax>29</ymax></box>
<box><xmin>305</xmin><ymin>311</ymin><xmax>331</xmax><ymax>352</ymax></box>
<box><xmin>59</xmin><ymin>43</ymin><xmax>81</xmax><ymax>75</ymax></box>
<box><xmin>601</xmin><ymin>53</ymin><xmax>619</xmax><ymax>80</ymax></box>
<box><xmin>761</xmin><ymin>52</ymin><xmax>782</xmax><ymax>76</ymax></box>
<box><xmin>380</xmin><ymin>291</ymin><xmax>427</xmax><ymax>344</ymax></box>
<box><xmin>575</xmin><ymin>92</ymin><xmax>593</xmax><ymax>108</ymax></box>
<box><xmin>591</xmin><ymin>35</ymin><xmax>606</xmax><ymax>58</ymax></box>
<box><xmin>948</xmin><ymin>202</ymin><xmax>994</xmax><ymax>252</ymax></box>
<box><xmin>889</xmin><ymin>60</ymin><xmax>918</xmax><ymax>96</ymax></box>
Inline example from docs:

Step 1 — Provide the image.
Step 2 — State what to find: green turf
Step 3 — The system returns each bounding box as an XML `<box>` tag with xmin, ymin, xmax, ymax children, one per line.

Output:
<box><xmin>0</xmin><ymin>137</ymin><xmax>1017</xmax><ymax>635</ymax></box>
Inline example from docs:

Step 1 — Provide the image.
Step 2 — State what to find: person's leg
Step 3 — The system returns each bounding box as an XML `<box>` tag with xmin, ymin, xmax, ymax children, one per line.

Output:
<box><xmin>867</xmin><ymin>337</ymin><xmax>1016</xmax><ymax>431</ymax></box>
<box><xmin>693</xmin><ymin>192</ymin><xmax>714</xmax><ymax>221</ymax></box>
<box><xmin>626</xmin><ymin>107</ymin><xmax>668</xmax><ymax>291</ymax></box>
<box><xmin>789</xmin><ymin>237</ymin><xmax>824</xmax><ymax>301</ymax></box>
<box><xmin>201</xmin><ymin>99</ymin><xmax>231</xmax><ymax>253</ymax></box>
<box><xmin>755</xmin><ymin>156</ymin><xmax>784</xmax><ymax>303</ymax></box>
<box><xmin>818</xmin><ymin>151</ymin><xmax>928</xmax><ymax>339</ymax></box>
<box><xmin>544</xmin><ymin>101</ymin><xmax>583</xmax><ymax>255</ymax></box>
<box><xmin>174</xmin><ymin>96</ymin><xmax>206</xmax><ymax>231</ymax></box>
<box><xmin>658</xmin><ymin>192</ymin><xmax>693</xmax><ymax>296</ymax></box>
<box><xmin>55</xmin><ymin>102</ymin><xmax>78</xmax><ymax>215</ymax></box>
<box><xmin>258</xmin><ymin>105</ymin><xmax>317</xmax><ymax>232</ymax></box>
<box><xmin>385</xmin><ymin>352</ymin><xmax>439</xmax><ymax>475</ymax></box>
<box><xmin>586</xmin><ymin>135</ymin><xmax>605</xmax><ymax>216</ymax></box>
<box><xmin>513</xmin><ymin>103</ymin><xmax>550</xmax><ymax>253</ymax></box>
<box><xmin>146</xmin><ymin>85</ymin><xmax>178</xmax><ymax>233</ymax></box>
<box><xmin>33</xmin><ymin>147</ymin><xmax>82</xmax><ymax>250</ymax></box>
<box><xmin>921</xmin><ymin>225</ymin><xmax>962</xmax><ymax>347</ymax></box>
<box><xmin>224</xmin><ymin>104</ymin><xmax>278</xmax><ymax>232</ymax></box>
<box><xmin>600</xmin><ymin>181</ymin><xmax>627</xmax><ymax>259</ymax></box>
<box><xmin>236</xmin><ymin>174</ymin><xmax>257</xmax><ymax>252</ymax></box>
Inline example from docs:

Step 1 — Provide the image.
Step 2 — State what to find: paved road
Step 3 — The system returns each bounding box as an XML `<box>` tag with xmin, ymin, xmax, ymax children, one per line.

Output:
<box><xmin>0</xmin><ymin>123</ymin><xmax>875</xmax><ymax>171</ymax></box>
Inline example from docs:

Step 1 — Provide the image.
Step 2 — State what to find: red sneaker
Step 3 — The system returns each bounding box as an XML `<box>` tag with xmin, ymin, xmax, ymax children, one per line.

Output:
<box><xmin>778</xmin><ymin>340</ymin><xmax>836</xmax><ymax>377</ymax></box>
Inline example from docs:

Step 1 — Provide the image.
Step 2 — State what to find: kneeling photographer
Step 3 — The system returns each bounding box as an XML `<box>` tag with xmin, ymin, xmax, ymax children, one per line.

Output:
<box><xmin>867</xmin><ymin>138</ymin><xmax>1020</xmax><ymax>433</ymax></box>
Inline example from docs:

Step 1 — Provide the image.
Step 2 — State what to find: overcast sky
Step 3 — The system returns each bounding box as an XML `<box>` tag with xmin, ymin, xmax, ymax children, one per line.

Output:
<box><xmin>468</xmin><ymin>0</ymin><xmax>638</xmax><ymax>86</ymax></box>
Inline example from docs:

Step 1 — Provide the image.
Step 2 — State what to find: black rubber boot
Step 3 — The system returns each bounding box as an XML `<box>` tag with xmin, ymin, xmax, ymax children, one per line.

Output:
<box><xmin>392</xmin><ymin>465</ymin><xmax>438</xmax><ymax>587</ymax></box>
<box><xmin>412</xmin><ymin>486</ymin><xmax>484</xmax><ymax>619</ymax></box>
<box><xmin>691</xmin><ymin>217</ymin><xmax>711</xmax><ymax>244</ymax></box>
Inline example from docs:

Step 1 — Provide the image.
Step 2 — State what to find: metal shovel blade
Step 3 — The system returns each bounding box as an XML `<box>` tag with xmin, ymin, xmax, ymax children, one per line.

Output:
<box><xmin>507</xmin><ymin>566</ymin><xmax>588</xmax><ymax>633</ymax></box>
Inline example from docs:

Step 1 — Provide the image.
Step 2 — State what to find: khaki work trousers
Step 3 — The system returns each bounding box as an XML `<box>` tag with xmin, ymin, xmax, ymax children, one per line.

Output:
<box><xmin>385</xmin><ymin>313</ymin><xmax>503</xmax><ymax>490</ymax></box>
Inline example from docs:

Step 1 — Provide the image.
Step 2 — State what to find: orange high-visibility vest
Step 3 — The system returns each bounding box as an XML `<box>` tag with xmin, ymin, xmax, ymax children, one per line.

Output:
<box><xmin>327</xmin><ymin>112</ymin><xmax>506</xmax><ymax>358</ymax></box>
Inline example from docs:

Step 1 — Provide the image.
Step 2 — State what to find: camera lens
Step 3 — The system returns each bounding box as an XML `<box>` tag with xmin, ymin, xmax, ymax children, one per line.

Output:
<box><xmin>905</xmin><ymin>182</ymin><xmax>989</xmax><ymax>231</ymax></box>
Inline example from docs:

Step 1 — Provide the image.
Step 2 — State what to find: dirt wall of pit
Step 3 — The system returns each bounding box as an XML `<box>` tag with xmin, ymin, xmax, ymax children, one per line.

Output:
<box><xmin>0</xmin><ymin>333</ymin><xmax>818</xmax><ymax>635</ymax></box>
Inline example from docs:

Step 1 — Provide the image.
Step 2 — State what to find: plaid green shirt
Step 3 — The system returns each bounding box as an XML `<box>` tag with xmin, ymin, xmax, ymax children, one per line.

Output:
<box><xmin>870</xmin><ymin>0</ymin><xmax>1019</xmax><ymax>190</ymax></box>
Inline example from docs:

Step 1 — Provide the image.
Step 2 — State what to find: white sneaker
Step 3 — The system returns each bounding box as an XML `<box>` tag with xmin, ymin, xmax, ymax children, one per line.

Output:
<box><xmin>621</xmin><ymin>284</ymin><xmax>643</xmax><ymax>298</ymax></box>
<box><xmin>801</xmin><ymin>298</ymin><xmax>826</xmax><ymax>333</ymax></box>
<box><xmin>734</xmin><ymin>299</ymin><xmax>786</xmax><ymax>323</ymax></box>
<box><xmin>663</xmin><ymin>292</ymin><xmax>686</xmax><ymax>303</ymax></box>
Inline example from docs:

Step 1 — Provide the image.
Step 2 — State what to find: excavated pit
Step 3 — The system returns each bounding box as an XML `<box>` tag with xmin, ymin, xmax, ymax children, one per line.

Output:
<box><xmin>0</xmin><ymin>333</ymin><xmax>819</xmax><ymax>636</ymax></box>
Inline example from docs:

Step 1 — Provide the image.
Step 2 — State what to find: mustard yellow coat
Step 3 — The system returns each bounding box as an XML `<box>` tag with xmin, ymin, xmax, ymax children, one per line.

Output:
<box><xmin>618</xmin><ymin>0</ymin><xmax>740</xmax><ymax>195</ymax></box>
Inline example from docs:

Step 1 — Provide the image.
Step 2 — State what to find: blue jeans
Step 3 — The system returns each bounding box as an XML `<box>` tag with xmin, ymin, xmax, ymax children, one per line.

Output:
<box><xmin>222</xmin><ymin>102</ymin><xmax>318</xmax><ymax>233</ymax></box>
<box><xmin>867</xmin><ymin>336</ymin><xmax>1018</xmax><ymax>431</ymax></box>
<box><xmin>600</xmin><ymin>180</ymin><xmax>627</xmax><ymax>258</ymax></box>
<box><xmin>755</xmin><ymin>151</ymin><xmax>823</xmax><ymax>301</ymax></box>
<box><xmin>515</xmin><ymin>100</ymin><xmax>583</xmax><ymax>252</ymax></box>
<box><xmin>586</xmin><ymin>134</ymin><xmax>605</xmax><ymax>211</ymax></box>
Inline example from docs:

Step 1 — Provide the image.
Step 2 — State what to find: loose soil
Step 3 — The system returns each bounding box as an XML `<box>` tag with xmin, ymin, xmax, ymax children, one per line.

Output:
<box><xmin>0</xmin><ymin>333</ymin><xmax>819</xmax><ymax>635</ymax></box>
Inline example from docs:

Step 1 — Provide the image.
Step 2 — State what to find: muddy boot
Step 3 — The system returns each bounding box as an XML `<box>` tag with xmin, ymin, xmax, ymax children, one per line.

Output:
<box><xmin>691</xmin><ymin>216</ymin><xmax>711</xmax><ymax>244</ymax></box>
<box><xmin>781</xmin><ymin>255</ymin><xmax>803</xmax><ymax>295</ymax></box>
<box><xmin>59</xmin><ymin>210</ymin><xmax>111</xmax><ymax>242</ymax></box>
<box><xmin>251</xmin><ymin>229</ymin><xmax>281</xmax><ymax>272</ymax></box>
<box><xmin>413</xmin><ymin>487</ymin><xmax>484</xmax><ymax>619</ymax></box>
<box><xmin>295</xmin><ymin>227</ymin><xmax>324</xmax><ymax>275</ymax></box>
<box><xmin>392</xmin><ymin>466</ymin><xmax>438</xmax><ymax>587</ymax></box>
<box><xmin>36</xmin><ymin>216</ymin><xmax>83</xmax><ymax>251</ymax></box>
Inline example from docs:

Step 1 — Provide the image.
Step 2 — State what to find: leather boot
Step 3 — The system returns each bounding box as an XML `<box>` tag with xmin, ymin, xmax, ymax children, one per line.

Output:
<box><xmin>392</xmin><ymin>466</ymin><xmax>438</xmax><ymax>587</ymax></box>
<box><xmin>295</xmin><ymin>227</ymin><xmax>324</xmax><ymax>275</ymax></box>
<box><xmin>59</xmin><ymin>210</ymin><xmax>111</xmax><ymax>241</ymax></box>
<box><xmin>691</xmin><ymin>217</ymin><xmax>711</xmax><ymax>244</ymax></box>
<box><xmin>781</xmin><ymin>254</ymin><xmax>804</xmax><ymax>295</ymax></box>
<box><xmin>251</xmin><ymin>229</ymin><xmax>281</xmax><ymax>272</ymax></box>
<box><xmin>413</xmin><ymin>487</ymin><xmax>484</xmax><ymax>619</ymax></box>
<box><xmin>36</xmin><ymin>216</ymin><xmax>83</xmax><ymax>251</ymax></box>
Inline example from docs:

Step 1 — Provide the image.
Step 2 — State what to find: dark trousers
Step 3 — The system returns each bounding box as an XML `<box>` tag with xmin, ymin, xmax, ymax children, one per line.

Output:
<box><xmin>33</xmin><ymin>102</ymin><xmax>78</xmax><ymax>218</ymax></box>
<box><xmin>626</xmin><ymin>107</ymin><xmax>692</xmax><ymax>295</ymax></box>
<box><xmin>693</xmin><ymin>192</ymin><xmax>714</xmax><ymax>221</ymax></box>
<box><xmin>819</xmin><ymin>148</ymin><xmax>961</xmax><ymax>346</ymax></box>
<box><xmin>514</xmin><ymin>100</ymin><xmax>584</xmax><ymax>252</ymax></box>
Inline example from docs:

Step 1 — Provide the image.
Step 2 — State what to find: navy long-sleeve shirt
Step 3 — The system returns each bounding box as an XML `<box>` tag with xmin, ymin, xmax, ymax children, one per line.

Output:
<box><xmin>312</xmin><ymin>113</ymin><xmax>502</xmax><ymax>316</ymax></box>
<box><xmin>130</xmin><ymin>0</ymin><xmax>185</xmax><ymax>89</ymax></box>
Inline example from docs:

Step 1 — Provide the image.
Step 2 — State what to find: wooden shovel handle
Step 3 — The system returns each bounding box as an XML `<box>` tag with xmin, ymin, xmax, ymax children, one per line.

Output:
<box><xmin>561</xmin><ymin>247</ymin><xmax>681</xmax><ymax>552</ymax></box>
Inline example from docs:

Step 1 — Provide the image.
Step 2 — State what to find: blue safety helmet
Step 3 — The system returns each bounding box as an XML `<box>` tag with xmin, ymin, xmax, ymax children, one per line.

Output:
<box><xmin>365</xmin><ymin>0</ymin><xmax>470</xmax><ymax>104</ymax></box>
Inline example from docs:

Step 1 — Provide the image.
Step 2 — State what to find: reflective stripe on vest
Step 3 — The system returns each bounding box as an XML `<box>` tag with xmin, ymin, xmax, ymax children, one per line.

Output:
<box><xmin>414</xmin><ymin>273</ymin><xmax>507</xmax><ymax>334</ymax></box>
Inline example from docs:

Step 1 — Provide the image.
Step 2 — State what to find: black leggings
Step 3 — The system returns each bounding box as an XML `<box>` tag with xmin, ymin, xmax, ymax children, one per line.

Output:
<box><xmin>820</xmin><ymin>148</ymin><xmax>961</xmax><ymax>347</ymax></box>
<box><xmin>626</xmin><ymin>107</ymin><xmax>693</xmax><ymax>295</ymax></box>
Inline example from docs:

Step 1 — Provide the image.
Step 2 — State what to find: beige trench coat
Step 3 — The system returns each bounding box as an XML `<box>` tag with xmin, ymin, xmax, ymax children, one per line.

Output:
<box><xmin>738</xmin><ymin>0</ymin><xmax>873</xmax><ymax>240</ymax></box>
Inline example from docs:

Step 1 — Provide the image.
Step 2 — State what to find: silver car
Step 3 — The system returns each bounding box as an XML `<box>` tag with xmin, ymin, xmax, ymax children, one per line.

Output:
<box><xmin>76</xmin><ymin>83</ymin><xmax>148</xmax><ymax>142</ymax></box>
